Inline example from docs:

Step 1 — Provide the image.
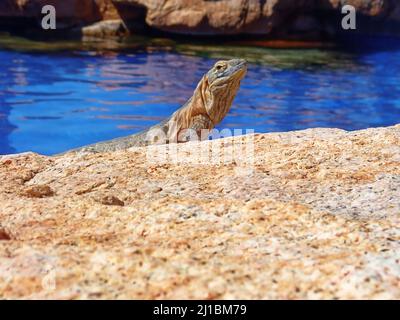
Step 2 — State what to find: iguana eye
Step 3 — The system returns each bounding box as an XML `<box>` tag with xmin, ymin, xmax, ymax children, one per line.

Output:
<box><xmin>215</xmin><ymin>63</ymin><xmax>226</xmax><ymax>72</ymax></box>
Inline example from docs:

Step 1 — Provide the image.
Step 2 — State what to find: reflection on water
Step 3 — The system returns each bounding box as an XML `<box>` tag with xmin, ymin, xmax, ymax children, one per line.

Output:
<box><xmin>0</xmin><ymin>36</ymin><xmax>399</xmax><ymax>155</ymax></box>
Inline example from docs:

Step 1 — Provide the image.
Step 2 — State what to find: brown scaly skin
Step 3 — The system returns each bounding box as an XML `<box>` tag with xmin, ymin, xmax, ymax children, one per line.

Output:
<box><xmin>62</xmin><ymin>59</ymin><xmax>247</xmax><ymax>154</ymax></box>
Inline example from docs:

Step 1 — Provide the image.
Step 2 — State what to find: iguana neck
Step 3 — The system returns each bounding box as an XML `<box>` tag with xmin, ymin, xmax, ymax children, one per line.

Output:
<box><xmin>165</xmin><ymin>74</ymin><xmax>241</xmax><ymax>142</ymax></box>
<box><xmin>169</xmin><ymin>73</ymin><xmax>239</xmax><ymax>129</ymax></box>
<box><xmin>206</xmin><ymin>77</ymin><xmax>241</xmax><ymax>125</ymax></box>
<box><xmin>168</xmin><ymin>76</ymin><xmax>212</xmax><ymax>129</ymax></box>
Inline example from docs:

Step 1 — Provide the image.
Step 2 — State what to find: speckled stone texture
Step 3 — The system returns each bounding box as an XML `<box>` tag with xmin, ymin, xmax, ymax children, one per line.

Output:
<box><xmin>0</xmin><ymin>124</ymin><xmax>399</xmax><ymax>299</ymax></box>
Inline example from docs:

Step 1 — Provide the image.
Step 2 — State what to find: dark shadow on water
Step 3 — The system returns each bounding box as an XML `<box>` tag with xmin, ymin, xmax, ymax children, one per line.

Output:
<box><xmin>336</xmin><ymin>34</ymin><xmax>400</xmax><ymax>54</ymax></box>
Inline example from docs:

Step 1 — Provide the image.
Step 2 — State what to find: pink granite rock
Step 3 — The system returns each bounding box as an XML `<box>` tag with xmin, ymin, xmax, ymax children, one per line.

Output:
<box><xmin>0</xmin><ymin>124</ymin><xmax>399</xmax><ymax>299</ymax></box>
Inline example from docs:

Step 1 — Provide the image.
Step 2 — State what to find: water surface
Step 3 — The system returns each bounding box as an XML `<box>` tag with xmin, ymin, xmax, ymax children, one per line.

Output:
<box><xmin>0</xmin><ymin>36</ymin><xmax>399</xmax><ymax>155</ymax></box>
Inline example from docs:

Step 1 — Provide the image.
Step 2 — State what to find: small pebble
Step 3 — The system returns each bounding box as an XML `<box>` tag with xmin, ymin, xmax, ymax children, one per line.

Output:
<box><xmin>23</xmin><ymin>185</ymin><xmax>54</xmax><ymax>198</ymax></box>
<box><xmin>0</xmin><ymin>228</ymin><xmax>11</xmax><ymax>241</ymax></box>
<box><xmin>99</xmin><ymin>195</ymin><xmax>125</xmax><ymax>206</ymax></box>
<box><xmin>152</xmin><ymin>187</ymin><xmax>163</xmax><ymax>193</ymax></box>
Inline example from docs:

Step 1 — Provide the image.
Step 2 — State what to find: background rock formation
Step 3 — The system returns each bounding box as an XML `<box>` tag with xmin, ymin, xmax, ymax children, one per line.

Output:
<box><xmin>114</xmin><ymin>0</ymin><xmax>400</xmax><ymax>36</ymax></box>
<box><xmin>0</xmin><ymin>0</ymin><xmax>399</xmax><ymax>38</ymax></box>
<box><xmin>0</xmin><ymin>0</ymin><xmax>126</xmax><ymax>37</ymax></box>
<box><xmin>0</xmin><ymin>0</ymin><xmax>119</xmax><ymax>22</ymax></box>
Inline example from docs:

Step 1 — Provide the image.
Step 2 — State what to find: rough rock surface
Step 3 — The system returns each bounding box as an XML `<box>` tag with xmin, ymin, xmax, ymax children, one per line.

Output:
<box><xmin>1</xmin><ymin>0</ymin><xmax>399</xmax><ymax>38</ymax></box>
<box><xmin>0</xmin><ymin>0</ymin><xmax>125</xmax><ymax>37</ymax></box>
<box><xmin>0</xmin><ymin>0</ymin><xmax>119</xmax><ymax>21</ymax></box>
<box><xmin>113</xmin><ymin>0</ymin><xmax>400</xmax><ymax>37</ymax></box>
<box><xmin>0</xmin><ymin>125</ymin><xmax>399</xmax><ymax>299</ymax></box>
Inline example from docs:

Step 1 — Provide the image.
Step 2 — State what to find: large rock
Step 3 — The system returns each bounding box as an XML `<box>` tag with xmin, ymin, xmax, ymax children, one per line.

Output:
<box><xmin>0</xmin><ymin>0</ymin><xmax>399</xmax><ymax>38</ymax></box>
<box><xmin>112</xmin><ymin>0</ymin><xmax>400</xmax><ymax>37</ymax></box>
<box><xmin>0</xmin><ymin>124</ymin><xmax>399</xmax><ymax>299</ymax></box>
<box><xmin>0</xmin><ymin>0</ymin><xmax>124</xmax><ymax>37</ymax></box>
<box><xmin>0</xmin><ymin>0</ymin><xmax>119</xmax><ymax>21</ymax></box>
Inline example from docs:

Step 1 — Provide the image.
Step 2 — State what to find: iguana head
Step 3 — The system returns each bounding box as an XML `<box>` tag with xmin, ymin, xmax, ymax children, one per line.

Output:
<box><xmin>167</xmin><ymin>59</ymin><xmax>247</xmax><ymax>143</ymax></box>
<box><xmin>201</xmin><ymin>59</ymin><xmax>247</xmax><ymax>124</ymax></box>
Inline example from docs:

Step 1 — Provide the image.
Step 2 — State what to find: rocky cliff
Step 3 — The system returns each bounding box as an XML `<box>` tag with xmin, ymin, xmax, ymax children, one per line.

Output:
<box><xmin>0</xmin><ymin>124</ymin><xmax>399</xmax><ymax>299</ymax></box>
<box><xmin>0</xmin><ymin>0</ymin><xmax>399</xmax><ymax>39</ymax></box>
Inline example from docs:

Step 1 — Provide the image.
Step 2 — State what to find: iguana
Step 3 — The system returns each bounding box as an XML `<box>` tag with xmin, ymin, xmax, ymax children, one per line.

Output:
<box><xmin>63</xmin><ymin>59</ymin><xmax>247</xmax><ymax>154</ymax></box>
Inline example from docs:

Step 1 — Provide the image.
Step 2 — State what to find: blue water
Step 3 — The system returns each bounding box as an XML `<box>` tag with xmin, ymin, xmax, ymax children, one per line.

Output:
<box><xmin>0</xmin><ymin>44</ymin><xmax>400</xmax><ymax>155</ymax></box>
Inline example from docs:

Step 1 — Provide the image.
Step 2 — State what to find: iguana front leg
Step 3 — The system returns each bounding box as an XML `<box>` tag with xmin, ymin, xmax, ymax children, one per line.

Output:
<box><xmin>177</xmin><ymin>114</ymin><xmax>214</xmax><ymax>142</ymax></box>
